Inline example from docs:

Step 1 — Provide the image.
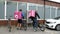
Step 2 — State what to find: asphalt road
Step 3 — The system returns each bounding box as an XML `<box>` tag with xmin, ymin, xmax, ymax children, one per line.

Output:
<box><xmin>0</xmin><ymin>26</ymin><xmax>60</xmax><ymax>34</ymax></box>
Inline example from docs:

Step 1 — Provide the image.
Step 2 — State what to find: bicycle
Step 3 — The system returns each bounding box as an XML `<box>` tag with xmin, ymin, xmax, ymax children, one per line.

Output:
<box><xmin>19</xmin><ymin>19</ymin><xmax>27</xmax><ymax>31</ymax></box>
<box><xmin>38</xmin><ymin>24</ymin><xmax>45</xmax><ymax>31</ymax></box>
<box><xmin>32</xmin><ymin>20</ymin><xmax>45</xmax><ymax>32</ymax></box>
<box><xmin>6</xmin><ymin>16</ymin><xmax>12</xmax><ymax>32</ymax></box>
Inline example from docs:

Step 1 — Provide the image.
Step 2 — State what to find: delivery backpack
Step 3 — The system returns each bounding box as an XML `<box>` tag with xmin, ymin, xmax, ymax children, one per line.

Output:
<box><xmin>28</xmin><ymin>10</ymin><xmax>35</xmax><ymax>18</ymax></box>
<box><xmin>14</xmin><ymin>11</ymin><xmax>22</xmax><ymax>19</ymax></box>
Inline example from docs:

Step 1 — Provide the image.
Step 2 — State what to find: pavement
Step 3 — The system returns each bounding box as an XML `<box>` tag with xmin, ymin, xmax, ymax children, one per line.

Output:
<box><xmin>0</xmin><ymin>26</ymin><xmax>60</xmax><ymax>34</ymax></box>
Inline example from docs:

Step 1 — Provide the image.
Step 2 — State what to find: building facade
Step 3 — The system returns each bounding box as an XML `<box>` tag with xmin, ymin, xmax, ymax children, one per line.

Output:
<box><xmin>0</xmin><ymin>0</ymin><xmax>60</xmax><ymax>25</ymax></box>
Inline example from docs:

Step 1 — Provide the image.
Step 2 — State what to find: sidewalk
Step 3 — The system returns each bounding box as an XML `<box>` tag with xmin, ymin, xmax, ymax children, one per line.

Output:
<box><xmin>0</xmin><ymin>26</ymin><xmax>59</xmax><ymax>34</ymax></box>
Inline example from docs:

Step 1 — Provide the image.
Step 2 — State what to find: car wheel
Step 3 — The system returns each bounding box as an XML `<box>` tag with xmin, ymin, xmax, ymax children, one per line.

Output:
<box><xmin>56</xmin><ymin>25</ymin><xmax>60</xmax><ymax>31</ymax></box>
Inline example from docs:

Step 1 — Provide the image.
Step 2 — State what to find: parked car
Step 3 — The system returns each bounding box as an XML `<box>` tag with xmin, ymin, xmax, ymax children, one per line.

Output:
<box><xmin>45</xmin><ymin>17</ymin><xmax>60</xmax><ymax>31</ymax></box>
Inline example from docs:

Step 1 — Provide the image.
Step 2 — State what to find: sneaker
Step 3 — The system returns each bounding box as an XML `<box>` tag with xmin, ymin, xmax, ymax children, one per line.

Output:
<box><xmin>33</xmin><ymin>27</ymin><xmax>37</xmax><ymax>32</ymax></box>
<box><xmin>17</xmin><ymin>28</ymin><xmax>19</xmax><ymax>30</ymax></box>
<box><xmin>33</xmin><ymin>29</ymin><xmax>37</xmax><ymax>32</ymax></box>
<box><xmin>20</xmin><ymin>28</ymin><xmax>22</xmax><ymax>30</ymax></box>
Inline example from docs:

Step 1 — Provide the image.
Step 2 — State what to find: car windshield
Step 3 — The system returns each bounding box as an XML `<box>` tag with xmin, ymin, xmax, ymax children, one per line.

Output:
<box><xmin>54</xmin><ymin>17</ymin><xmax>60</xmax><ymax>19</ymax></box>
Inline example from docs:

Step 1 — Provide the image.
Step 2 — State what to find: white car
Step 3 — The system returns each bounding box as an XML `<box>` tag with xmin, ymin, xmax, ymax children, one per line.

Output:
<box><xmin>45</xmin><ymin>17</ymin><xmax>60</xmax><ymax>31</ymax></box>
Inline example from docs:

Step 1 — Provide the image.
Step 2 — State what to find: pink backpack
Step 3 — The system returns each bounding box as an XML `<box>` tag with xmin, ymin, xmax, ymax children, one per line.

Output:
<box><xmin>14</xmin><ymin>11</ymin><xmax>22</xmax><ymax>19</ymax></box>
<box><xmin>18</xmin><ymin>11</ymin><xmax>22</xmax><ymax>19</ymax></box>
<box><xmin>14</xmin><ymin>11</ymin><xmax>19</xmax><ymax>19</ymax></box>
<box><xmin>28</xmin><ymin>10</ymin><xmax>35</xmax><ymax>17</ymax></box>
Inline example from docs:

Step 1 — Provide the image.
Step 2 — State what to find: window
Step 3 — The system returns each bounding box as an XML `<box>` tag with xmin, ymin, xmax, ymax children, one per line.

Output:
<box><xmin>37</xmin><ymin>6</ymin><xmax>44</xmax><ymax>19</ymax></box>
<box><xmin>57</xmin><ymin>8</ymin><xmax>60</xmax><ymax>17</ymax></box>
<box><xmin>0</xmin><ymin>1</ymin><xmax>4</xmax><ymax>19</ymax></box>
<box><xmin>18</xmin><ymin>2</ymin><xmax>27</xmax><ymax>19</ymax></box>
<box><xmin>0</xmin><ymin>1</ymin><xmax>59</xmax><ymax>20</ymax></box>
<box><xmin>29</xmin><ymin>6</ymin><xmax>36</xmax><ymax>10</ymax></box>
<box><xmin>7</xmin><ymin>1</ymin><xmax>17</xmax><ymax>19</ymax></box>
<box><xmin>51</xmin><ymin>7</ymin><xmax>56</xmax><ymax>18</ymax></box>
<box><xmin>45</xmin><ymin>6</ymin><xmax>50</xmax><ymax>19</ymax></box>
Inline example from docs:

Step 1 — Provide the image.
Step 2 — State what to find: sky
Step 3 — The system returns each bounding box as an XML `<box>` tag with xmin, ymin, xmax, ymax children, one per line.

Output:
<box><xmin>49</xmin><ymin>0</ymin><xmax>60</xmax><ymax>3</ymax></box>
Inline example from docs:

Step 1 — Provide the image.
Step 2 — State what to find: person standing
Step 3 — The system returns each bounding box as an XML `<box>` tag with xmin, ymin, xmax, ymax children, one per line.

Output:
<box><xmin>28</xmin><ymin>10</ymin><xmax>40</xmax><ymax>31</ymax></box>
<box><xmin>14</xmin><ymin>9</ymin><xmax>24</xmax><ymax>30</ymax></box>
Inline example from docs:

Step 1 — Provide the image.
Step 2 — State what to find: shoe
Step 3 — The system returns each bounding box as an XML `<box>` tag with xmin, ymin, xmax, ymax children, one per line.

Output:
<box><xmin>33</xmin><ymin>29</ymin><xmax>37</xmax><ymax>32</ymax></box>
<box><xmin>33</xmin><ymin>28</ymin><xmax>37</xmax><ymax>32</ymax></box>
<box><xmin>20</xmin><ymin>28</ymin><xmax>22</xmax><ymax>30</ymax></box>
<box><xmin>17</xmin><ymin>28</ymin><xmax>19</xmax><ymax>30</ymax></box>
